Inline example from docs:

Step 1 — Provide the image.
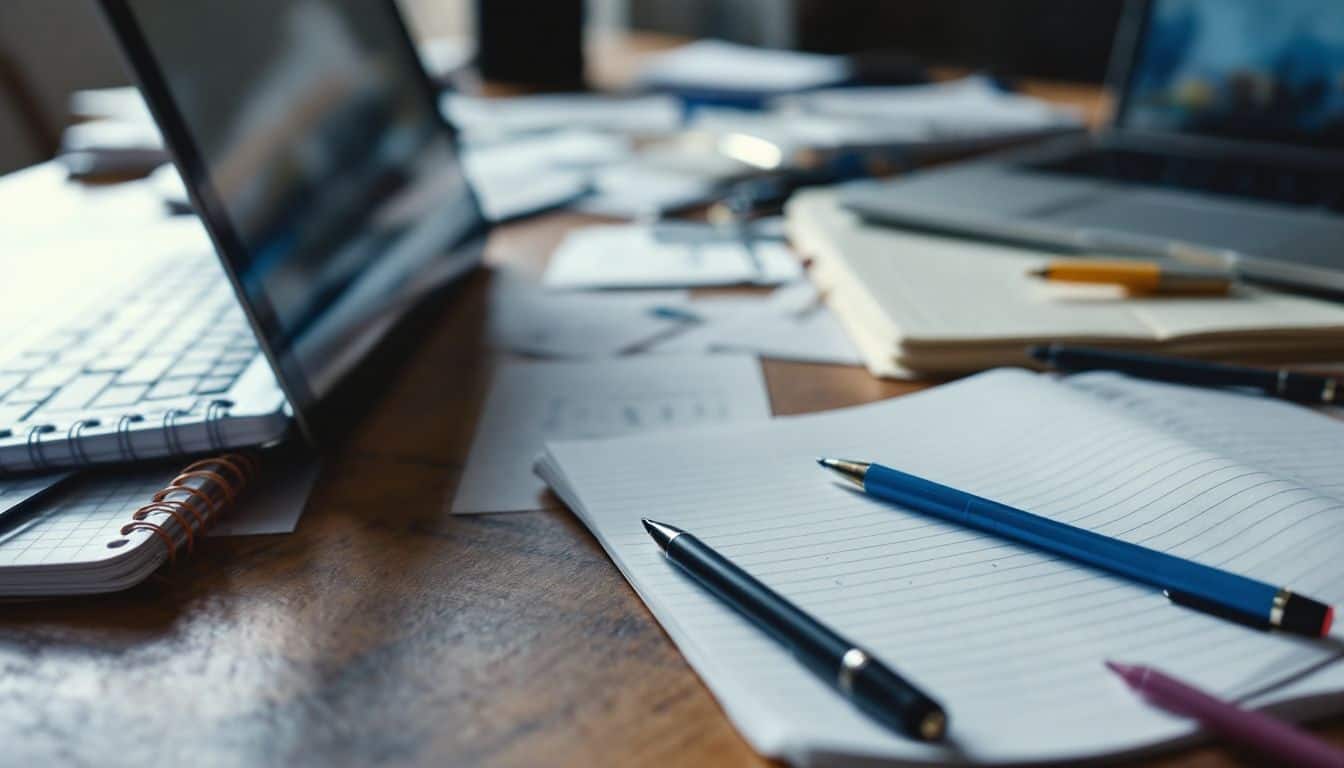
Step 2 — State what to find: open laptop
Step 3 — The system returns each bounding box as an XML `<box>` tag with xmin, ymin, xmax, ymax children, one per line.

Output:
<box><xmin>0</xmin><ymin>0</ymin><xmax>486</xmax><ymax>473</ymax></box>
<box><xmin>842</xmin><ymin>0</ymin><xmax>1344</xmax><ymax>294</ymax></box>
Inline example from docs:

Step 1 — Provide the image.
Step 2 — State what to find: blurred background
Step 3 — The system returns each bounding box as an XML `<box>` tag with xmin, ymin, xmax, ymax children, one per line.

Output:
<box><xmin>0</xmin><ymin>0</ymin><xmax>1124</xmax><ymax>174</ymax></box>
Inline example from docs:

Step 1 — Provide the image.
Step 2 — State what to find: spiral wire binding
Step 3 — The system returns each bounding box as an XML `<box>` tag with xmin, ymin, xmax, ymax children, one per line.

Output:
<box><xmin>116</xmin><ymin>452</ymin><xmax>259</xmax><ymax>563</ymax></box>
<box><xmin>43</xmin><ymin>403</ymin><xmax>237</xmax><ymax>471</ymax></box>
<box><xmin>67</xmin><ymin>419</ymin><xmax>100</xmax><ymax>467</ymax></box>
<box><xmin>116</xmin><ymin>414</ymin><xmax>145</xmax><ymax>463</ymax></box>
<box><xmin>25</xmin><ymin>424</ymin><xmax>56</xmax><ymax>470</ymax></box>
<box><xmin>205</xmin><ymin>400</ymin><xmax>233</xmax><ymax>452</ymax></box>
<box><xmin>162</xmin><ymin>408</ymin><xmax>190</xmax><ymax>457</ymax></box>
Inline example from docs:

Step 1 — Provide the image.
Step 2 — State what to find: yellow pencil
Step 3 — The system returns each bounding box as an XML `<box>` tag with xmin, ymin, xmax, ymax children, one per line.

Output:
<box><xmin>1030</xmin><ymin>258</ymin><xmax>1233</xmax><ymax>296</ymax></box>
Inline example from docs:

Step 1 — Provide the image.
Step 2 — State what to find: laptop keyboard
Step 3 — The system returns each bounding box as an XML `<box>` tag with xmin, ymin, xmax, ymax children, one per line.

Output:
<box><xmin>1028</xmin><ymin>148</ymin><xmax>1344</xmax><ymax>213</ymax></box>
<box><xmin>0</xmin><ymin>256</ymin><xmax>260</xmax><ymax>430</ymax></box>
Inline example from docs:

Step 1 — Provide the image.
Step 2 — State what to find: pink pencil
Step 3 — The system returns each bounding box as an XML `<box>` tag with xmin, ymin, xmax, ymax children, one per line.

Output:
<box><xmin>1106</xmin><ymin>661</ymin><xmax>1344</xmax><ymax>768</ymax></box>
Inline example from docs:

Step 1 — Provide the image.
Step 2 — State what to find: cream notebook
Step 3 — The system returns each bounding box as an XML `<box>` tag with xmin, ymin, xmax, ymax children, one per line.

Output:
<box><xmin>785</xmin><ymin>189</ymin><xmax>1344</xmax><ymax>378</ymax></box>
<box><xmin>537</xmin><ymin>371</ymin><xmax>1344</xmax><ymax>765</ymax></box>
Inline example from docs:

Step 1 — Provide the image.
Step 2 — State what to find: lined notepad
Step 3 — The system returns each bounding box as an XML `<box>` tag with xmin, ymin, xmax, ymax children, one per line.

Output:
<box><xmin>786</xmin><ymin>189</ymin><xmax>1344</xmax><ymax>378</ymax></box>
<box><xmin>537</xmin><ymin>370</ymin><xmax>1344</xmax><ymax>764</ymax></box>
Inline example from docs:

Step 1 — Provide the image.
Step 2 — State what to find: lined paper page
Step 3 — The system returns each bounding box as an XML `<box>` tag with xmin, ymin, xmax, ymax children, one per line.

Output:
<box><xmin>539</xmin><ymin>370</ymin><xmax>1344</xmax><ymax>764</ymax></box>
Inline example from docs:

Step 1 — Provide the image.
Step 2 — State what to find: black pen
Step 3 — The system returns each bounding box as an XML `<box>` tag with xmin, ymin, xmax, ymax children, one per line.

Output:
<box><xmin>1030</xmin><ymin>344</ymin><xmax>1340</xmax><ymax>405</ymax></box>
<box><xmin>642</xmin><ymin>518</ymin><xmax>948</xmax><ymax>741</ymax></box>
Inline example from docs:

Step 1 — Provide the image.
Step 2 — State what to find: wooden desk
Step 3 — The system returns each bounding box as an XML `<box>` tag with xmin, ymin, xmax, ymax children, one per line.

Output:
<box><xmin>2</xmin><ymin>42</ymin><xmax>1340</xmax><ymax>768</ymax></box>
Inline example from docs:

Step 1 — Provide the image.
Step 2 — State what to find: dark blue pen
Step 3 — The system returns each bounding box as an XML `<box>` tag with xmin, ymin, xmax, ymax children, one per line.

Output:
<box><xmin>817</xmin><ymin>458</ymin><xmax>1341</xmax><ymax>641</ymax></box>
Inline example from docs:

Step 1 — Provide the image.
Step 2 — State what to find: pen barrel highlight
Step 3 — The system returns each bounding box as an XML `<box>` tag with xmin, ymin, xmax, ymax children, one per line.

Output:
<box><xmin>862</xmin><ymin>464</ymin><xmax>1332</xmax><ymax>638</ymax></box>
<box><xmin>665</xmin><ymin>533</ymin><xmax>946</xmax><ymax>740</ymax></box>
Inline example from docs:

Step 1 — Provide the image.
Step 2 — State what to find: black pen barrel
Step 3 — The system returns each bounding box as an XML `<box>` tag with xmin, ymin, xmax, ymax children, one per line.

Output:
<box><xmin>668</xmin><ymin>534</ymin><xmax>850</xmax><ymax>671</ymax></box>
<box><xmin>666</xmin><ymin>532</ymin><xmax>946</xmax><ymax>741</ymax></box>
<box><xmin>1032</xmin><ymin>345</ymin><xmax>1339</xmax><ymax>404</ymax></box>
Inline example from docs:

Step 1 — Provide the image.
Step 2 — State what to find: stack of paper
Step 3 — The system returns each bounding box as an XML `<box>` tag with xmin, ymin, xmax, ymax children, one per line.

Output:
<box><xmin>537</xmin><ymin>369</ymin><xmax>1344</xmax><ymax>764</ymax></box>
<box><xmin>486</xmin><ymin>272</ymin><xmax>689</xmax><ymax>358</ymax></box>
<box><xmin>636</xmin><ymin>40</ymin><xmax>851</xmax><ymax>97</ymax></box>
<box><xmin>785</xmin><ymin>188</ymin><xmax>1344</xmax><ymax>377</ymax></box>
<box><xmin>691</xmin><ymin>76</ymin><xmax>1082</xmax><ymax>165</ymax></box>
<box><xmin>648</xmin><ymin>283</ymin><xmax>863</xmax><ymax>366</ymax></box>
<box><xmin>544</xmin><ymin>223</ymin><xmax>801</xmax><ymax>289</ymax></box>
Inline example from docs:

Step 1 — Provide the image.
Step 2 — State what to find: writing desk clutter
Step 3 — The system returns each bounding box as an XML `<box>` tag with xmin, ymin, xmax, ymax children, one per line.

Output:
<box><xmin>4</xmin><ymin>37</ymin><xmax>1342</xmax><ymax>768</ymax></box>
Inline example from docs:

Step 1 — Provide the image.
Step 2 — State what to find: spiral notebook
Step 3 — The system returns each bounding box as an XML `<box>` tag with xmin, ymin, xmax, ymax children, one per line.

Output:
<box><xmin>0</xmin><ymin>453</ymin><xmax>267</xmax><ymax>596</ymax></box>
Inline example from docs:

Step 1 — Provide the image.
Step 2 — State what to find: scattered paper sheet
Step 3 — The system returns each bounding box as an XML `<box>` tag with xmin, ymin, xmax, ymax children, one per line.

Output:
<box><xmin>452</xmin><ymin>355</ymin><xmax>771</xmax><ymax>514</ymax></box>
<box><xmin>441</xmin><ymin>93</ymin><xmax>682</xmax><ymax>140</ymax></box>
<box><xmin>570</xmin><ymin>162</ymin><xmax>720</xmax><ymax>218</ymax></box>
<box><xmin>637</xmin><ymin>40</ymin><xmax>850</xmax><ymax>94</ymax></box>
<box><xmin>462</xmin><ymin>131</ymin><xmax>628</xmax><ymax>221</ymax></box>
<box><xmin>544</xmin><ymin>223</ymin><xmax>802</xmax><ymax>289</ymax></box>
<box><xmin>487</xmin><ymin>273</ymin><xmax>689</xmax><ymax>358</ymax></box>
<box><xmin>776</xmin><ymin>75</ymin><xmax>1082</xmax><ymax>139</ymax></box>
<box><xmin>650</xmin><ymin>283</ymin><xmax>864</xmax><ymax>366</ymax></box>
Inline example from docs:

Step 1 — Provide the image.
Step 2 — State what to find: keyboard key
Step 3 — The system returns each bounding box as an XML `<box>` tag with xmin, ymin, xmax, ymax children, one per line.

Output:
<box><xmin>0</xmin><ymin>354</ymin><xmax>55</xmax><ymax>373</ymax></box>
<box><xmin>194</xmin><ymin>377</ymin><xmax>235</xmax><ymax>395</ymax></box>
<box><xmin>25</xmin><ymin>365</ymin><xmax>82</xmax><ymax>389</ymax></box>
<box><xmin>90</xmin><ymin>384</ymin><xmax>148</xmax><ymax>410</ymax></box>
<box><xmin>4</xmin><ymin>387</ymin><xmax>55</xmax><ymax>404</ymax></box>
<box><xmin>85</xmin><ymin>352</ymin><xmax>140</xmax><ymax>373</ymax></box>
<box><xmin>117</xmin><ymin>356</ymin><xmax>174</xmax><ymax>384</ymax></box>
<box><xmin>182</xmin><ymin>343</ymin><xmax>227</xmax><ymax>361</ymax></box>
<box><xmin>38</xmin><ymin>373</ymin><xmax>115</xmax><ymax>412</ymax></box>
<box><xmin>145</xmin><ymin>378</ymin><xmax>198</xmax><ymax>400</ymax></box>
<box><xmin>0</xmin><ymin>373</ymin><xmax>25</xmax><ymax>399</ymax></box>
<box><xmin>219</xmin><ymin>350</ymin><xmax>256</xmax><ymax>364</ymax></box>
<box><xmin>210</xmin><ymin>360</ymin><xmax>249</xmax><ymax>378</ymax></box>
<box><xmin>166</xmin><ymin>358</ymin><xmax>213</xmax><ymax>378</ymax></box>
<box><xmin>0</xmin><ymin>404</ymin><xmax>36</xmax><ymax>431</ymax></box>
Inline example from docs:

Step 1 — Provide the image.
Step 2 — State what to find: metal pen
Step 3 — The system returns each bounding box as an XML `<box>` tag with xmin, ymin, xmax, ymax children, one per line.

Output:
<box><xmin>818</xmin><ymin>459</ymin><xmax>1341</xmax><ymax>640</ymax></box>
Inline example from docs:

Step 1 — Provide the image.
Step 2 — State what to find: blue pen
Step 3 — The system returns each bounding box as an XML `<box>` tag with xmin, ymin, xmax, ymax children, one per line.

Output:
<box><xmin>817</xmin><ymin>458</ymin><xmax>1340</xmax><ymax>640</ymax></box>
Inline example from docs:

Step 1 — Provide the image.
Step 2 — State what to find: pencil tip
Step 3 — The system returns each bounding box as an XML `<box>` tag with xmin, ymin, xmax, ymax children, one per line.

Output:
<box><xmin>1104</xmin><ymin>660</ymin><xmax>1140</xmax><ymax>683</ymax></box>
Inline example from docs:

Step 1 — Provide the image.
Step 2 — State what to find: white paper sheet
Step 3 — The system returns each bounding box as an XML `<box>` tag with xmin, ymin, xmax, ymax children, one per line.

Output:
<box><xmin>487</xmin><ymin>273</ymin><xmax>689</xmax><ymax>358</ymax></box>
<box><xmin>637</xmin><ymin>40</ymin><xmax>850</xmax><ymax>94</ymax></box>
<box><xmin>441</xmin><ymin>93</ymin><xmax>682</xmax><ymax>141</ymax></box>
<box><xmin>539</xmin><ymin>370</ymin><xmax>1344</xmax><ymax>764</ymax></box>
<box><xmin>463</xmin><ymin>131</ymin><xmax>629</xmax><ymax>221</ymax></box>
<box><xmin>570</xmin><ymin>163</ymin><xmax>720</xmax><ymax>218</ymax></box>
<box><xmin>452</xmin><ymin>355</ymin><xmax>772</xmax><ymax>514</ymax></box>
<box><xmin>649</xmin><ymin>283</ymin><xmax>864</xmax><ymax>366</ymax></box>
<box><xmin>544</xmin><ymin>224</ymin><xmax>802</xmax><ymax>289</ymax></box>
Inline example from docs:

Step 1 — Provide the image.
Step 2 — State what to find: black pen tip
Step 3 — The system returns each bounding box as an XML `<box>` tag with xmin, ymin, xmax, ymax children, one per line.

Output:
<box><xmin>642</xmin><ymin>519</ymin><xmax>682</xmax><ymax>551</ymax></box>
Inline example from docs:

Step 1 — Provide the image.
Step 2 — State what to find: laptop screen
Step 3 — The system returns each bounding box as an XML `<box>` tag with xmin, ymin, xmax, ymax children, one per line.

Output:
<box><xmin>109</xmin><ymin>0</ymin><xmax>486</xmax><ymax>436</ymax></box>
<box><xmin>1121</xmin><ymin>0</ymin><xmax>1344</xmax><ymax>149</ymax></box>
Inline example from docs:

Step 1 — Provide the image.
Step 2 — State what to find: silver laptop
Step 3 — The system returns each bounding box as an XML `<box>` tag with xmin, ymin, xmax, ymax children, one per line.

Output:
<box><xmin>842</xmin><ymin>0</ymin><xmax>1344</xmax><ymax>294</ymax></box>
<box><xmin>0</xmin><ymin>0</ymin><xmax>486</xmax><ymax>473</ymax></box>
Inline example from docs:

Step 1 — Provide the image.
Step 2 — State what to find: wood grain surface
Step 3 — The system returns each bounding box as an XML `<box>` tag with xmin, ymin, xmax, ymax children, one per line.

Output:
<box><xmin>2</xmin><ymin>35</ymin><xmax>1339</xmax><ymax>768</ymax></box>
<box><xmin>1</xmin><ymin>211</ymin><xmax>1338</xmax><ymax>768</ymax></box>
